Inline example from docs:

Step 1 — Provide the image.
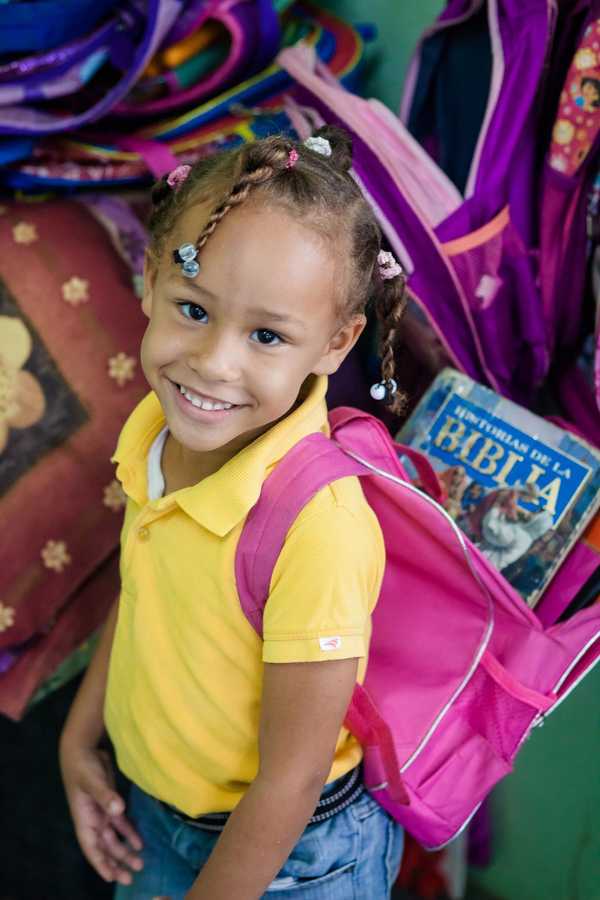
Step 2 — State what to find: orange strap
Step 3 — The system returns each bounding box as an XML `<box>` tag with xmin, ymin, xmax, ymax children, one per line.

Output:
<box><xmin>441</xmin><ymin>205</ymin><xmax>510</xmax><ymax>257</ymax></box>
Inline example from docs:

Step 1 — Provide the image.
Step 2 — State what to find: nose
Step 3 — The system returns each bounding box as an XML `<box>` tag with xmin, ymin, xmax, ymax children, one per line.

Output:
<box><xmin>186</xmin><ymin>329</ymin><xmax>241</xmax><ymax>383</ymax></box>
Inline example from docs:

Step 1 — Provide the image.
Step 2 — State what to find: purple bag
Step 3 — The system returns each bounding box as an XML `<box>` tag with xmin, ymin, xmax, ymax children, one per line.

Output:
<box><xmin>0</xmin><ymin>0</ymin><xmax>184</xmax><ymax>135</ymax></box>
<box><xmin>539</xmin><ymin>1</ymin><xmax>600</xmax><ymax>356</ymax></box>
<box><xmin>279</xmin><ymin>0</ymin><xmax>555</xmax><ymax>405</ymax></box>
<box><xmin>537</xmin><ymin>2</ymin><xmax>600</xmax><ymax>446</ymax></box>
<box><xmin>112</xmin><ymin>0</ymin><xmax>282</xmax><ymax>117</ymax></box>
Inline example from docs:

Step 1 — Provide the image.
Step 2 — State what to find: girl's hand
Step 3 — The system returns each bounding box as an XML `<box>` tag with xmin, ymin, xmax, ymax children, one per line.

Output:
<box><xmin>59</xmin><ymin>742</ymin><xmax>144</xmax><ymax>886</ymax></box>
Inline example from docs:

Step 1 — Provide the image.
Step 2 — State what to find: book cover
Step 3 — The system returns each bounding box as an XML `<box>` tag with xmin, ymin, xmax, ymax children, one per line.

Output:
<box><xmin>396</xmin><ymin>369</ymin><xmax>600</xmax><ymax>607</ymax></box>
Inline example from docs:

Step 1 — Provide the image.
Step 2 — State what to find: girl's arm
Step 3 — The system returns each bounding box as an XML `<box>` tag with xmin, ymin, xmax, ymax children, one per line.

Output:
<box><xmin>60</xmin><ymin>600</ymin><xmax>144</xmax><ymax>886</ymax></box>
<box><xmin>186</xmin><ymin>656</ymin><xmax>359</xmax><ymax>900</ymax></box>
<box><xmin>60</xmin><ymin>599</ymin><xmax>119</xmax><ymax>751</ymax></box>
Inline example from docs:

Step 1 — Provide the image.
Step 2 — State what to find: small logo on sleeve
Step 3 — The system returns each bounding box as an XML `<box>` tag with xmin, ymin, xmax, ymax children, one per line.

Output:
<box><xmin>319</xmin><ymin>636</ymin><xmax>342</xmax><ymax>651</ymax></box>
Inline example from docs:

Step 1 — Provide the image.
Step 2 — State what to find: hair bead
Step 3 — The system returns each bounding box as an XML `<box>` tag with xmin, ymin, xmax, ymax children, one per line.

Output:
<box><xmin>303</xmin><ymin>136</ymin><xmax>332</xmax><ymax>157</ymax></box>
<box><xmin>285</xmin><ymin>148</ymin><xmax>299</xmax><ymax>169</ymax></box>
<box><xmin>370</xmin><ymin>379</ymin><xmax>397</xmax><ymax>403</ymax></box>
<box><xmin>176</xmin><ymin>243</ymin><xmax>198</xmax><ymax>262</ymax></box>
<box><xmin>182</xmin><ymin>259</ymin><xmax>200</xmax><ymax>278</ymax></box>
<box><xmin>166</xmin><ymin>164</ymin><xmax>191</xmax><ymax>191</ymax></box>
<box><xmin>370</xmin><ymin>382</ymin><xmax>387</xmax><ymax>401</ymax></box>
<box><xmin>377</xmin><ymin>250</ymin><xmax>403</xmax><ymax>281</ymax></box>
<box><xmin>173</xmin><ymin>242</ymin><xmax>200</xmax><ymax>277</ymax></box>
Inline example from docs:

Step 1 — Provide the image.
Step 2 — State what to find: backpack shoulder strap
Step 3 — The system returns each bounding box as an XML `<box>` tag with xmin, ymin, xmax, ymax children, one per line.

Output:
<box><xmin>235</xmin><ymin>431</ymin><xmax>367</xmax><ymax>636</ymax></box>
<box><xmin>235</xmin><ymin>422</ymin><xmax>412</xmax><ymax>807</ymax></box>
<box><xmin>330</xmin><ymin>406</ymin><xmax>444</xmax><ymax>503</ymax></box>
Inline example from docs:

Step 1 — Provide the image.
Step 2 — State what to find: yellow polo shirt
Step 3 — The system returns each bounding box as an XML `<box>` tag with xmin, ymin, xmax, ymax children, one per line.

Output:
<box><xmin>104</xmin><ymin>375</ymin><xmax>385</xmax><ymax>816</ymax></box>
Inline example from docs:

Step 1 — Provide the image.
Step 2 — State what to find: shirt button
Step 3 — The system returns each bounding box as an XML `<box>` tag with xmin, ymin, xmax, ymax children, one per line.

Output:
<box><xmin>137</xmin><ymin>526</ymin><xmax>150</xmax><ymax>541</ymax></box>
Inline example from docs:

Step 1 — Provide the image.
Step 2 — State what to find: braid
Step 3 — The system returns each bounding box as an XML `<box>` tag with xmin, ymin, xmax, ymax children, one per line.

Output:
<box><xmin>374</xmin><ymin>269</ymin><xmax>409</xmax><ymax>415</ymax></box>
<box><xmin>146</xmin><ymin>142</ymin><xmax>289</xmax><ymax>258</ymax></box>
<box><xmin>196</xmin><ymin>162</ymin><xmax>278</xmax><ymax>250</ymax></box>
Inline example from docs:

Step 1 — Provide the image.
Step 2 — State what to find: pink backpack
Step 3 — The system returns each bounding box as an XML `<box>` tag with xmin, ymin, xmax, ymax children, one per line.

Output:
<box><xmin>235</xmin><ymin>408</ymin><xmax>600</xmax><ymax>849</ymax></box>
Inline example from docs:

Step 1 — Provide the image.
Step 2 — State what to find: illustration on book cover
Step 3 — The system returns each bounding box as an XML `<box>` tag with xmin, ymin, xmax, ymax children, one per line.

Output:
<box><xmin>397</xmin><ymin>369</ymin><xmax>600</xmax><ymax>607</ymax></box>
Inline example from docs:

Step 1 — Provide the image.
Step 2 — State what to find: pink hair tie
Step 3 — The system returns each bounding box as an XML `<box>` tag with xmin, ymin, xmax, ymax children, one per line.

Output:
<box><xmin>166</xmin><ymin>164</ymin><xmax>191</xmax><ymax>191</ymax></box>
<box><xmin>285</xmin><ymin>148</ymin><xmax>299</xmax><ymax>169</ymax></box>
<box><xmin>378</xmin><ymin>249</ymin><xmax>403</xmax><ymax>280</ymax></box>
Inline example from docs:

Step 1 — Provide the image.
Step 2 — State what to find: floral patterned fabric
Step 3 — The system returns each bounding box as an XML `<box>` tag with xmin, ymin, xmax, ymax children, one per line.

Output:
<box><xmin>550</xmin><ymin>20</ymin><xmax>600</xmax><ymax>176</ymax></box>
<box><xmin>0</xmin><ymin>199</ymin><xmax>147</xmax><ymax>719</ymax></box>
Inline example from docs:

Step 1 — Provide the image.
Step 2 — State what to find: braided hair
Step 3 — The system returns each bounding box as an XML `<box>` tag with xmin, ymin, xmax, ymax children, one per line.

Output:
<box><xmin>148</xmin><ymin>126</ymin><xmax>408</xmax><ymax>414</ymax></box>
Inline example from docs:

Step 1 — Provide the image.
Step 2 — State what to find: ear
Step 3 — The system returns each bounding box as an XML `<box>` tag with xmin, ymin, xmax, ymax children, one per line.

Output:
<box><xmin>141</xmin><ymin>249</ymin><xmax>158</xmax><ymax>319</ymax></box>
<box><xmin>311</xmin><ymin>314</ymin><xmax>366</xmax><ymax>376</ymax></box>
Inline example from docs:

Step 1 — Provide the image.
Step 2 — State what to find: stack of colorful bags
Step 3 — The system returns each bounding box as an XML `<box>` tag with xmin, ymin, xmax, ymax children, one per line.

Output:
<box><xmin>0</xmin><ymin>0</ymin><xmax>368</xmax><ymax>191</ymax></box>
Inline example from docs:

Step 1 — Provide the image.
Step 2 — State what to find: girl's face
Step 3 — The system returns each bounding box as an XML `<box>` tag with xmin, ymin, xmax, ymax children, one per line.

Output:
<box><xmin>582</xmin><ymin>80</ymin><xmax>600</xmax><ymax>108</ymax></box>
<box><xmin>141</xmin><ymin>201</ymin><xmax>364</xmax><ymax>460</ymax></box>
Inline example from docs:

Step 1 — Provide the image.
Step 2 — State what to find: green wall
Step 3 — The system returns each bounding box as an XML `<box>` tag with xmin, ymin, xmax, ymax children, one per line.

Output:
<box><xmin>317</xmin><ymin>0</ymin><xmax>444</xmax><ymax>110</ymax></box>
<box><xmin>315</xmin><ymin>2</ymin><xmax>600</xmax><ymax>898</ymax></box>
<box><xmin>469</xmin><ymin>663</ymin><xmax>600</xmax><ymax>900</ymax></box>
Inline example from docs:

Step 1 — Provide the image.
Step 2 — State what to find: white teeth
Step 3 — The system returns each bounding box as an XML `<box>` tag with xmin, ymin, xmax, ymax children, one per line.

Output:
<box><xmin>178</xmin><ymin>384</ymin><xmax>233</xmax><ymax>411</ymax></box>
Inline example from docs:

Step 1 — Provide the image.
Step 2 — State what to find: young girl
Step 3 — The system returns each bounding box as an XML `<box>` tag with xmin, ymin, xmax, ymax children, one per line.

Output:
<box><xmin>59</xmin><ymin>126</ymin><xmax>407</xmax><ymax>899</ymax></box>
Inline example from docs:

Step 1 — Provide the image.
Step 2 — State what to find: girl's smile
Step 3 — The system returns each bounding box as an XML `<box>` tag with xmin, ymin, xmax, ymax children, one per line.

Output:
<box><xmin>171</xmin><ymin>379</ymin><xmax>243</xmax><ymax>420</ymax></box>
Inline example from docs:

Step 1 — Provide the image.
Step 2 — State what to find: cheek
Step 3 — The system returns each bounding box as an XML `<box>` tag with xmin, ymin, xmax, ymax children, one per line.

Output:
<box><xmin>139</xmin><ymin>321</ymin><xmax>173</xmax><ymax>381</ymax></box>
<box><xmin>139</xmin><ymin>326</ymin><xmax>156</xmax><ymax>372</ymax></box>
<box><xmin>141</xmin><ymin>316</ymin><xmax>179</xmax><ymax>363</ymax></box>
<box><xmin>251</xmin><ymin>355</ymin><xmax>313</xmax><ymax>403</ymax></box>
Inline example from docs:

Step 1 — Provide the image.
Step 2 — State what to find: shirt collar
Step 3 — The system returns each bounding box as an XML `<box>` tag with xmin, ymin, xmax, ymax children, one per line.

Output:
<box><xmin>113</xmin><ymin>375</ymin><xmax>330</xmax><ymax>536</ymax></box>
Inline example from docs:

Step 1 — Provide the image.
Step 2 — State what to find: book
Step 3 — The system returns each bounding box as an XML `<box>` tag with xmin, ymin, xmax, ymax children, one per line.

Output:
<box><xmin>396</xmin><ymin>369</ymin><xmax>600</xmax><ymax>608</ymax></box>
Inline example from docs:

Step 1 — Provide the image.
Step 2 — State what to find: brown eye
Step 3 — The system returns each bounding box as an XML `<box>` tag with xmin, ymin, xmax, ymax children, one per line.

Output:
<box><xmin>177</xmin><ymin>302</ymin><xmax>208</xmax><ymax>322</ymax></box>
<box><xmin>252</xmin><ymin>329</ymin><xmax>283</xmax><ymax>345</ymax></box>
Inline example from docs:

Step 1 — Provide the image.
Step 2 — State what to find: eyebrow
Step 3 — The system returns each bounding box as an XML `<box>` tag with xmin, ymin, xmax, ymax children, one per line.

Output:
<box><xmin>169</xmin><ymin>276</ymin><xmax>216</xmax><ymax>300</ymax></box>
<box><xmin>168</xmin><ymin>276</ymin><xmax>307</xmax><ymax>328</ymax></box>
<box><xmin>248</xmin><ymin>308</ymin><xmax>307</xmax><ymax>328</ymax></box>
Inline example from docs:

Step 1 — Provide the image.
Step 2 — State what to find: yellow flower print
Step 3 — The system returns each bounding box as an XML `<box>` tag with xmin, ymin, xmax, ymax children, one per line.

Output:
<box><xmin>41</xmin><ymin>539</ymin><xmax>71</xmax><ymax>573</ymax></box>
<box><xmin>108</xmin><ymin>352</ymin><xmax>136</xmax><ymax>387</ymax></box>
<box><xmin>553</xmin><ymin>119</ymin><xmax>575</xmax><ymax>145</ymax></box>
<box><xmin>575</xmin><ymin>48</ymin><xmax>597</xmax><ymax>70</ymax></box>
<box><xmin>0</xmin><ymin>603</ymin><xmax>15</xmax><ymax>633</ymax></box>
<box><xmin>62</xmin><ymin>276</ymin><xmax>90</xmax><ymax>306</ymax></box>
<box><xmin>0</xmin><ymin>316</ymin><xmax>45</xmax><ymax>452</ymax></box>
<box><xmin>12</xmin><ymin>222</ymin><xmax>38</xmax><ymax>245</ymax></box>
<box><xmin>103</xmin><ymin>479</ymin><xmax>127</xmax><ymax>512</ymax></box>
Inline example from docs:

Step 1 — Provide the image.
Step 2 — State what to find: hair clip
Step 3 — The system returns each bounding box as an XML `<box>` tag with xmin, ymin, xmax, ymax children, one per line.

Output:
<box><xmin>370</xmin><ymin>378</ymin><xmax>398</xmax><ymax>404</ymax></box>
<box><xmin>285</xmin><ymin>148</ymin><xmax>299</xmax><ymax>169</ymax></box>
<box><xmin>378</xmin><ymin>249</ymin><xmax>403</xmax><ymax>281</ymax></box>
<box><xmin>173</xmin><ymin>242</ymin><xmax>200</xmax><ymax>278</ymax></box>
<box><xmin>166</xmin><ymin>164</ymin><xmax>191</xmax><ymax>191</ymax></box>
<box><xmin>304</xmin><ymin>136</ymin><xmax>332</xmax><ymax>157</ymax></box>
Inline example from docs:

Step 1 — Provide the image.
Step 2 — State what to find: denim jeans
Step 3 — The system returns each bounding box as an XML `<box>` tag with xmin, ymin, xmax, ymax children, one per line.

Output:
<box><xmin>113</xmin><ymin>776</ymin><xmax>404</xmax><ymax>899</ymax></box>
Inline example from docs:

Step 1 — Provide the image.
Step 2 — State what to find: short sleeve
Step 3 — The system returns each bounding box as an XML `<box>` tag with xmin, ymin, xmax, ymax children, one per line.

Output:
<box><xmin>262</xmin><ymin>476</ymin><xmax>385</xmax><ymax>664</ymax></box>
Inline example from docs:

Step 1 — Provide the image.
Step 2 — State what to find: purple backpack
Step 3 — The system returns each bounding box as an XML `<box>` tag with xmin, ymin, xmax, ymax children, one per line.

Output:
<box><xmin>0</xmin><ymin>0</ymin><xmax>280</xmax><ymax>134</ymax></box>
<box><xmin>537</xmin><ymin>1</ymin><xmax>600</xmax><ymax>448</ymax></box>
<box><xmin>0</xmin><ymin>0</ymin><xmax>184</xmax><ymax>135</ymax></box>
<box><xmin>111</xmin><ymin>0</ymin><xmax>282</xmax><ymax>117</ymax></box>
<box><xmin>277</xmin><ymin>6</ymin><xmax>600</xmax><ymax>674</ymax></box>
<box><xmin>539</xmin><ymin>0</ymin><xmax>600</xmax><ymax>358</ymax></box>
<box><xmin>278</xmin><ymin>0</ymin><xmax>554</xmax><ymax>406</ymax></box>
<box><xmin>234</xmin><ymin>408</ymin><xmax>600</xmax><ymax>849</ymax></box>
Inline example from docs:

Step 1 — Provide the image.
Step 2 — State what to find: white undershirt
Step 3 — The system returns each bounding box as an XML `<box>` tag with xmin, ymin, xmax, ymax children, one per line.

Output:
<box><xmin>147</xmin><ymin>426</ymin><xmax>169</xmax><ymax>500</ymax></box>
